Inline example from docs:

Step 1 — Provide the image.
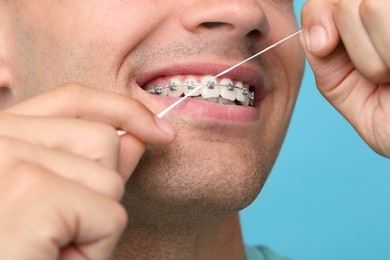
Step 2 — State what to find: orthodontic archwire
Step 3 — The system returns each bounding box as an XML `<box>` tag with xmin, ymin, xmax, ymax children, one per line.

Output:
<box><xmin>147</xmin><ymin>81</ymin><xmax>249</xmax><ymax>95</ymax></box>
<box><xmin>117</xmin><ymin>29</ymin><xmax>302</xmax><ymax>136</ymax></box>
<box><xmin>146</xmin><ymin>81</ymin><xmax>255</xmax><ymax>106</ymax></box>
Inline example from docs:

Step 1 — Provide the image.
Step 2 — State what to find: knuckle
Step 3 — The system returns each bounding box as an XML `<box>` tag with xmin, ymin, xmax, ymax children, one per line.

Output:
<box><xmin>99</xmin><ymin>170</ymin><xmax>124</xmax><ymax>200</ymax></box>
<box><xmin>98</xmin><ymin>124</ymin><xmax>121</xmax><ymax>149</ymax></box>
<box><xmin>109</xmin><ymin>203</ymin><xmax>128</xmax><ymax>231</ymax></box>
<box><xmin>12</xmin><ymin>163</ymin><xmax>49</xmax><ymax>186</ymax></box>
<box><xmin>85</xmin><ymin>124</ymin><xmax>120</xmax><ymax>165</ymax></box>
<box><xmin>109</xmin><ymin>173</ymin><xmax>125</xmax><ymax>199</ymax></box>
<box><xmin>94</xmin><ymin>168</ymin><xmax>125</xmax><ymax>200</ymax></box>
<box><xmin>29</xmin><ymin>213</ymin><xmax>68</xmax><ymax>256</ymax></box>
<box><xmin>87</xmin><ymin>123</ymin><xmax>120</xmax><ymax>149</ymax></box>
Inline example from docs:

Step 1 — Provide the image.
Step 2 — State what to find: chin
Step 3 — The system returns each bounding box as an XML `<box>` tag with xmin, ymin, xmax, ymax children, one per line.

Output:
<box><xmin>122</xmin><ymin>135</ymin><xmax>279</xmax><ymax>229</ymax></box>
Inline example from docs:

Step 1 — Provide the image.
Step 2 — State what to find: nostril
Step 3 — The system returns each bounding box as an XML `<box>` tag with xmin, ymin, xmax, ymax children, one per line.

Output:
<box><xmin>247</xmin><ymin>29</ymin><xmax>261</xmax><ymax>39</ymax></box>
<box><xmin>202</xmin><ymin>22</ymin><xmax>226</xmax><ymax>29</ymax></box>
<box><xmin>201</xmin><ymin>23</ymin><xmax>262</xmax><ymax>40</ymax></box>
<box><xmin>182</xmin><ymin>2</ymin><xmax>269</xmax><ymax>40</ymax></box>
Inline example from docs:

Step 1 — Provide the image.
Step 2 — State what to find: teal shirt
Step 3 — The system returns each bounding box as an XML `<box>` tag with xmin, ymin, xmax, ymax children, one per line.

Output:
<box><xmin>245</xmin><ymin>246</ymin><xmax>290</xmax><ymax>260</ymax></box>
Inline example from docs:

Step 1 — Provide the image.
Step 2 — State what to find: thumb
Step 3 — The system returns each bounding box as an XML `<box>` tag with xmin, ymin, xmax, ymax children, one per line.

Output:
<box><xmin>300</xmin><ymin>0</ymin><xmax>353</xmax><ymax>96</ymax></box>
<box><xmin>298</xmin><ymin>0</ymin><xmax>389</xmax><ymax>156</ymax></box>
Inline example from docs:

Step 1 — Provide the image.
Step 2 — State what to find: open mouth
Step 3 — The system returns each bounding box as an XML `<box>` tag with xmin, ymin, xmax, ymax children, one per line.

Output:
<box><xmin>142</xmin><ymin>75</ymin><xmax>255</xmax><ymax>107</ymax></box>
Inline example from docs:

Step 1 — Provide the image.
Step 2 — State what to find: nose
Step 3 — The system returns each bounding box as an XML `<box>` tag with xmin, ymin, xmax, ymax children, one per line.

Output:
<box><xmin>180</xmin><ymin>0</ymin><xmax>269</xmax><ymax>41</ymax></box>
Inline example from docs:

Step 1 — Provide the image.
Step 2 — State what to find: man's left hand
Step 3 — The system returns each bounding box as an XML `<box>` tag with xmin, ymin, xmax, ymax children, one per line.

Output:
<box><xmin>301</xmin><ymin>0</ymin><xmax>390</xmax><ymax>158</ymax></box>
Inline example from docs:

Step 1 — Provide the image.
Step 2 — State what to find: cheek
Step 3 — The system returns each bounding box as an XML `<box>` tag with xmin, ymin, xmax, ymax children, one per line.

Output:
<box><xmin>257</xmin><ymin>45</ymin><xmax>304</xmax><ymax>153</ymax></box>
<box><xmin>82</xmin><ymin>2</ymin><xmax>169</xmax><ymax>65</ymax></box>
<box><xmin>8</xmin><ymin>1</ymin><xmax>173</xmax><ymax>97</ymax></box>
<box><xmin>262</xmin><ymin>4</ymin><xmax>305</xmax><ymax>99</ymax></box>
<box><xmin>279</xmin><ymin>38</ymin><xmax>305</xmax><ymax>98</ymax></box>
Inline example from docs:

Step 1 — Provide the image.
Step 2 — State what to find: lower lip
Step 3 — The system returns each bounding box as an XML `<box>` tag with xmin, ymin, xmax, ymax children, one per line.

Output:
<box><xmin>146</xmin><ymin>94</ymin><xmax>260</xmax><ymax>122</ymax></box>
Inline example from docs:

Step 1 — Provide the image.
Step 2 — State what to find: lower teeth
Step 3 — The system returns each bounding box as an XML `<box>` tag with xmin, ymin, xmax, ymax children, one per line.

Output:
<box><xmin>192</xmin><ymin>96</ymin><xmax>236</xmax><ymax>105</ymax></box>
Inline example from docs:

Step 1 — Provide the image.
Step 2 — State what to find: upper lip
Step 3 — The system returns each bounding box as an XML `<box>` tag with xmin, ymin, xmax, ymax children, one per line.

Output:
<box><xmin>136</xmin><ymin>63</ymin><xmax>265</xmax><ymax>96</ymax></box>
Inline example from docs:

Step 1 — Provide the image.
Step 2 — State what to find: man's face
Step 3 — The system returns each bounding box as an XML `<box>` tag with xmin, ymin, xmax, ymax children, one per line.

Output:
<box><xmin>2</xmin><ymin>1</ymin><xmax>304</xmax><ymax>223</ymax></box>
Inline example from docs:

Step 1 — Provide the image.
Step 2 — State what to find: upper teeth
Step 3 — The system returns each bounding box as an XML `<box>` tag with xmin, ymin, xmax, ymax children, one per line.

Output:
<box><xmin>146</xmin><ymin>75</ymin><xmax>254</xmax><ymax>106</ymax></box>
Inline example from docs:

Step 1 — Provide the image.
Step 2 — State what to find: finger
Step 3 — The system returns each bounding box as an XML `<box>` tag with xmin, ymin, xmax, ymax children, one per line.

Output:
<box><xmin>0</xmin><ymin>163</ymin><xmax>127</xmax><ymax>260</ymax></box>
<box><xmin>1</xmin><ymin>137</ymin><xmax>125</xmax><ymax>200</ymax></box>
<box><xmin>300</xmin><ymin>0</ymin><xmax>340</xmax><ymax>57</ymax></box>
<box><xmin>300</xmin><ymin>0</ymin><xmax>376</xmax><ymax>128</ymax></box>
<box><xmin>334</xmin><ymin>0</ymin><xmax>390</xmax><ymax>83</ymax></box>
<box><xmin>300</xmin><ymin>0</ymin><xmax>355</xmax><ymax>92</ymax></box>
<box><xmin>359</xmin><ymin>0</ymin><xmax>390</xmax><ymax>74</ymax></box>
<box><xmin>118</xmin><ymin>133</ymin><xmax>145</xmax><ymax>181</ymax></box>
<box><xmin>4</xmin><ymin>84</ymin><xmax>176</xmax><ymax>145</ymax></box>
<box><xmin>0</xmin><ymin>113</ymin><xmax>120</xmax><ymax>169</ymax></box>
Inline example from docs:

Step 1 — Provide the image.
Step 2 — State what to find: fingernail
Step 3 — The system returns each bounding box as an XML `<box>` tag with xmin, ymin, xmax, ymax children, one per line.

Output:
<box><xmin>306</xmin><ymin>25</ymin><xmax>328</xmax><ymax>53</ymax></box>
<box><xmin>154</xmin><ymin>116</ymin><xmax>175</xmax><ymax>136</ymax></box>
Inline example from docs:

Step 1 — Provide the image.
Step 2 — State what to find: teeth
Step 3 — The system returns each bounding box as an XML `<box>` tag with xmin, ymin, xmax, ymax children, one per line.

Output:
<box><xmin>235</xmin><ymin>82</ymin><xmax>250</xmax><ymax>106</ymax></box>
<box><xmin>192</xmin><ymin>97</ymin><xmax>219</xmax><ymax>104</ymax></box>
<box><xmin>219</xmin><ymin>78</ymin><xmax>236</xmax><ymax>101</ymax></box>
<box><xmin>239</xmin><ymin>99</ymin><xmax>250</xmax><ymax>106</ymax></box>
<box><xmin>153</xmin><ymin>84</ymin><xmax>168</xmax><ymax>95</ymax></box>
<box><xmin>206</xmin><ymin>97</ymin><xmax>219</xmax><ymax>103</ymax></box>
<box><xmin>218</xmin><ymin>97</ymin><xmax>235</xmax><ymax>105</ymax></box>
<box><xmin>167</xmin><ymin>78</ymin><xmax>183</xmax><ymax>97</ymax></box>
<box><xmin>248</xmin><ymin>91</ymin><xmax>255</xmax><ymax>106</ymax></box>
<box><xmin>146</xmin><ymin>75</ymin><xmax>254</xmax><ymax>106</ymax></box>
<box><xmin>200</xmin><ymin>76</ymin><xmax>219</xmax><ymax>98</ymax></box>
<box><xmin>183</xmin><ymin>77</ymin><xmax>201</xmax><ymax>96</ymax></box>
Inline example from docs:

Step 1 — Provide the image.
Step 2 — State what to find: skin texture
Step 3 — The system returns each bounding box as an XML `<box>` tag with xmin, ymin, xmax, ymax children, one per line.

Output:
<box><xmin>0</xmin><ymin>0</ymin><xmax>388</xmax><ymax>259</ymax></box>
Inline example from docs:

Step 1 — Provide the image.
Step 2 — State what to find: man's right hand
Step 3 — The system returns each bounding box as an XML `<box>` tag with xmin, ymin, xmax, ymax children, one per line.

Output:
<box><xmin>0</xmin><ymin>84</ymin><xmax>176</xmax><ymax>259</ymax></box>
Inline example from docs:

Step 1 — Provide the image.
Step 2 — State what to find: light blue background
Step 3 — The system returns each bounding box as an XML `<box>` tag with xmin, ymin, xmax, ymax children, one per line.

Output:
<box><xmin>241</xmin><ymin>1</ymin><xmax>390</xmax><ymax>259</ymax></box>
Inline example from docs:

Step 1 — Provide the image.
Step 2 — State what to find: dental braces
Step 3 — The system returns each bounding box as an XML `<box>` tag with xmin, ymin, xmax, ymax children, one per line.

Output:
<box><xmin>147</xmin><ymin>81</ymin><xmax>255</xmax><ymax>106</ymax></box>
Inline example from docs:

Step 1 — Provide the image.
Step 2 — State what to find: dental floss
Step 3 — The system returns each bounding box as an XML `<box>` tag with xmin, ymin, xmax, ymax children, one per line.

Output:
<box><xmin>156</xmin><ymin>29</ymin><xmax>302</xmax><ymax>118</ymax></box>
<box><xmin>117</xmin><ymin>130</ymin><xmax>126</xmax><ymax>136</ymax></box>
<box><xmin>117</xmin><ymin>29</ymin><xmax>302</xmax><ymax>136</ymax></box>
